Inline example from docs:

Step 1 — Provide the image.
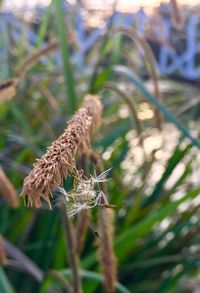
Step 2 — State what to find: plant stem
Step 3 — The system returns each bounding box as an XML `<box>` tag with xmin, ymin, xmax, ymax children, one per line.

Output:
<box><xmin>101</xmin><ymin>83</ymin><xmax>148</xmax><ymax>179</ymax></box>
<box><xmin>89</xmin><ymin>151</ymin><xmax>117</xmax><ymax>293</ymax></box>
<box><xmin>102</xmin><ymin>82</ymin><xmax>146</xmax><ymax>162</ymax></box>
<box><xmin>61</xmin><ymin>206</ymin><xmax>82</xmax><ymax>293</ymax></box>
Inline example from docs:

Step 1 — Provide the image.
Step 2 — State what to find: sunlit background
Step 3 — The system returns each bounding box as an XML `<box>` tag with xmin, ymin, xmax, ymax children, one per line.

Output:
<box><xmin>2</xmin><ymin>0</ymin><xmax>200</xmax><ymax>11</ymax></box>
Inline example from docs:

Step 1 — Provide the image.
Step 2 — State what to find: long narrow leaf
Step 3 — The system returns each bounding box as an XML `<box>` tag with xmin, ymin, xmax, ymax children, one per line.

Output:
<box><xmin>54</xmin><ymin>0</ymin><xmax>77</xmax><ymax>114</ymax></box>
<box><xmin>145</xmin><ymin>144</ymin><xmax>191</xmax><ymax>205</ymax></box>
<box><xmin>113</xmin><ymin>66</ymin><xmax>200</xmax><ymax>150</ymax></box>
<box><xmin>82</xmin><ymin>187</ymin><xmax>200</xmax><ymax>267</ymax></box>
<box><xmin>36</xmin><ymin>3</ymin><xmax>52</xmax><ymax>48</ymax></box>
<box><xmin>0</xmin><ymin>268</ymin><xmax>14</xmax><ymax>293</ymax></box>
<box><xmin>61</xmin><ymin>269</ymin><xmax>131</xmax><ymax>293</ymax></box>
<box><xmin>115</xmin><ymin>187</ymin><xmax>200</xmax><ymax>260</ymax></box>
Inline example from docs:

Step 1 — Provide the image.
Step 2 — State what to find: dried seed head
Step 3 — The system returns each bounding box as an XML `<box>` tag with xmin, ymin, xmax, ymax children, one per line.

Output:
<box><xmin>17</xmin><ymin>42</ymin><xmax>58</xmax><ymax>78</ymax></box>
<box><xmin>0</xmin><ymin>167</ymin><xmax>19</xmax><ymax>208</ymax></box>
<box><xmin>58</xmin><ymin>168</ymin><xmax>111</xmax><ymax>217</ymax></box>
<box><xmin>98</xmin><ymin>209</ymin><xmax>117</xmax><ymax>293</ymax></box>
<box><xmin>170</xmin><ymin>0</ymin><xmax>184</xmax><ymax>30</ymax></box>
<box><xmin>0</xmin><ymin>236</ymin><xmax>7</xmax><ymax>266</ymax></box>
<box><xmin>21</xmin><ymin>95</ymin><xmax>102</xmax><ymax>208</ymax></box>
<box><xmin>0</xmin><ymin>78</ymin><xmax>18</xmax><ymax>103</ymax></box>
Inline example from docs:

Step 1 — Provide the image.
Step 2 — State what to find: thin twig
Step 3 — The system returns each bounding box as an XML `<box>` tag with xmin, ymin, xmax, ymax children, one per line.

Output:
<box><xmin>113</xmin><ymin>26</ymin><xmax>163</xmax><ymax>129</ymax></box>
<box><xmin>102</xmin><ymin>82</ymin><xmax>147</xmax><ymax>162</ymax></box>
<box><xmin>0</xmin><ymin>167</ymin><xmax>19</xmax><ymax>208</ymax></box>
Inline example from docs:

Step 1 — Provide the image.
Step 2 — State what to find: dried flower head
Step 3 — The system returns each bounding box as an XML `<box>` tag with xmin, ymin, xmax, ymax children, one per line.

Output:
<box><xmin>21</xmin><ymin>95</ymin><xmax>102</xmax><ymax>208</ymax></box>
<box><xmin>0</xmin><ymin>78</ymin><xmax>18</xmax><ymax>103</ymax></box>
<box><xmin>0</xmin><ymin>167</ymin><xmax>19</xmax><ymax>208</ymax></box>
<box><xmin>98</xmin><ymin>208</ymin><xmax>117</xmax><ymax>293</ymax></box>
<box><xmin>0</xmin><ymin>236</ymin><xmax>7</xmax><ymax>266</ymax></box>
<box><xmin>57</xmin><ymin>168</ymin><xmax>112</xmax><ymax>217</ymax></box>
<box><xmin>170</xmin><ymin>0</ymin><xmax>184</xmax><ymax>30</ymax></box>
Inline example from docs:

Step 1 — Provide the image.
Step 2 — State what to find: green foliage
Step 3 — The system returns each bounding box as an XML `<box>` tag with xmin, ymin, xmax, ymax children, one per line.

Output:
<box><xmin>0</xmin><ymin>268</ymin><xmax>15</xmax><ymax>293</ymax></box>
<box><xmin>1</xmin><ymin>2</ymin><xmax>200</xmax><ymax>293</ymax></box>
<box><xmin>54</xmin><ymin>0</ymin><xmax>77</xmax><ymax>113</ymax></box>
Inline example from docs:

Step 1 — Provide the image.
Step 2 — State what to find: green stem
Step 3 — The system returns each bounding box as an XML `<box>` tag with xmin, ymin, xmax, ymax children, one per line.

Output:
<box><xmin>102</xmin><ymin>82</ymin><xmax>146</xmax><ymax>161</ymax></box>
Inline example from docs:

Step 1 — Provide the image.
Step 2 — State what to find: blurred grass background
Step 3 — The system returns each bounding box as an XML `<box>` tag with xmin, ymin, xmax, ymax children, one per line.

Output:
<box><xmin>1</xmin><ymin>0</ymin><xmax>200</xmax><ymax>292</ymax></box>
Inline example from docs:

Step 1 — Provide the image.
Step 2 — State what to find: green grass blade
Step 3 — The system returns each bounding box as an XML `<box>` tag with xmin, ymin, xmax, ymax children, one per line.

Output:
<box><xmin>0</xmin><ymin>268</ymin><xmax>14</xmax><ymax>293</ymax></box>
<box><xmin>115</xmin><ymin>187</ymin><xmax>200</xmax><ymax>260</ymax></box>
<box><xmin>82</xmin><ymin>187</ymin><xmax>200</xmax><ymax>268</ymax></box>
<box><xmin>60</xmin><ymin>269</ymin><xmax>131</xmax><ymax>293</ymax></box>
<box><xmin>169</xmin><ymin>159</ymin><xmax>193</xmax><ymax>192</ymax></box>
<box><xmin>145</xmin><ymin>144</ymin><xmax>191</xmax><ymax>205</ymax></box>
<box><xmin>89</xmin><ymin>2</ymin><xmax>117</xmax><ymax>93</ymax></box>
<box><xmin>9</xmin><ymin>101</ymin><xmax>33</xmax><ymax>135</ymax></box>
<box><xmin>53</xmin><ymin>0</ymin><xmax>77</xmax><ymax>114</ymax></box>
<box><xmin>155</xmin><ymin>261</ymin><xmax>195</xmax><ymax>293</ymax></box>
<box><xmin>36</xmin><ymin>3</ymin><xmax>52</xmax><ymax>48</ymax></box>
<box><xmin>113</xmin><ymin>66</ymin><xmax>200</xmax><ymax>150</ymax></box>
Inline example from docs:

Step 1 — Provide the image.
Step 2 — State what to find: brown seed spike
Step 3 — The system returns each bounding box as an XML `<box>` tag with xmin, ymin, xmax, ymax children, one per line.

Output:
<box><xmin>0</xmin><ymin>236</ymin><xmax>7</xmax><ymax>266</ymax></box>
<box><xmin>0</xmin><ymin>78</ymin><xmax>18</xmax><ymax>103</ymax></box>
<box><xmin>98</xmin><ymin>208</ymin><xmax>117</xmax><ymax>293</ymax></box>
<box><xmin>21</xmin><ymin>95</ymin><xmax>102</xmax><ymax>208</ymax></box>
<box><xmin>0</xmin><ymin>167</ymin><xmax>19</xmax><ymax>208</ymax></box>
